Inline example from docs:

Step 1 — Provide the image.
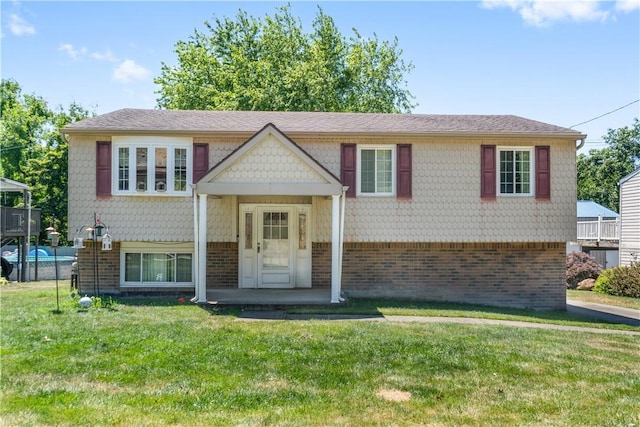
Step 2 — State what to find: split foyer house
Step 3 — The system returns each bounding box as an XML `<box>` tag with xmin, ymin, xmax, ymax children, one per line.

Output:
<box><xmin>63</xmin><ymin>109</ymin><xmax>586</xmax><ymax>310</ymax></box>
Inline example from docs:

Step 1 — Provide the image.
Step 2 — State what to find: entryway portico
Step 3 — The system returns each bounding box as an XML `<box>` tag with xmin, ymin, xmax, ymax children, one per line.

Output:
<box><xmin>191</xmin><ymin>123</ymin><xmax>347</xmax><ymax>304</ymax></box>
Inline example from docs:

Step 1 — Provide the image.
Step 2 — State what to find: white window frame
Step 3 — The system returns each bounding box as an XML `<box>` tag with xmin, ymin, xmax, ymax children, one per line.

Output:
<box><xmin>497</xmin><ymin>146</ymin><xmax>534</xmax><ymax>197</ymax></box>
<box><xmin>356</xmin><ymin>145</ymin><xmax>396</xmax><ymax>196</ymax></box>
<box><xmin>120</xmin><ymin>242</ymin><xmax>194</xmax><ymax>288</ymax></box>
<box><xmin>112</xmin><ymin>136</ymin><xmax>193</xmax><ymax>196</ymax></box>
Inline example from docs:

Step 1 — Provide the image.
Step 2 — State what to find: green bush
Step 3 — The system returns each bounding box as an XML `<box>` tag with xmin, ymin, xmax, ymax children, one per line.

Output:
<box><xmin>593</xmin><ymin>270</ymin><xmax>612</xmax><ymax>294</ymax></box>
<box><xmin>593</xmin><ymin>263</ymin><xmax>640</xmax><ymax>298</ymax></box>
<box><xmin>566</xmin><ymin>251</ymin><xmax>602</xmax><ymax>289</ymax></box>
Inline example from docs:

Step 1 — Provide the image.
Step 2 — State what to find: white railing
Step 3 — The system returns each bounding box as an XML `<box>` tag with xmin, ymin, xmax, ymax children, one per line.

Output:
<box><xmin>577</xmin><ymin>217</ymin><xmax>620</xmax><ymax>241</ymax></box>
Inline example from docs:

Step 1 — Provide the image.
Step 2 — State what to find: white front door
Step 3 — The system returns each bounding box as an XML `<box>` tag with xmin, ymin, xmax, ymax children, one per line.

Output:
<box><xmin>239</xmin><ymin>204</ymin><xmax>311</xmax><ymax>289</ymax></box>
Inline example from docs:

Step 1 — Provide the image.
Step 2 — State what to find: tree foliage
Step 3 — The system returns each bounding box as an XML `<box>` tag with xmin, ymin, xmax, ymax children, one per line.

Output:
<box><xmin>1</xmin><ymin>79</ymin><xmax>93</xmax><ymax>242</ymax></box>
<box><xmin>577</xmin><ymin>118</ymin><xmax>640</xmax><ymax>211</ymax></box>
<box><xmin>155</xmin><ymin>5</ymin><xmax>416</xmax><ymax>113</ymax></box>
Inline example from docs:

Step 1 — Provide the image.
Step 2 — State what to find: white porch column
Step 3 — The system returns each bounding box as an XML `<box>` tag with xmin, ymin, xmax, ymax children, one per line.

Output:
<box><xmin>197</xmin><ymin>194</ymin><xmax>208</xmax><ymax>303</ymax></box>
<box><xmin>191</xmin><ymin>189</ymin><xmax>199</xmax><ymax>303</ymax></box>
<box><xmin>331</xmin><ymin>194</ymin><xmax>341</xmax><ymax>303</ymax></box>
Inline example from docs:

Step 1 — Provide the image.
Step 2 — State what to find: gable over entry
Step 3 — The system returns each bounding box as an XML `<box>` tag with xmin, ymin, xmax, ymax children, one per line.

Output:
<box><xmin>191</xmin><ymin>123</ymin><xmax>347</xmax><ymax>303</ymax></box>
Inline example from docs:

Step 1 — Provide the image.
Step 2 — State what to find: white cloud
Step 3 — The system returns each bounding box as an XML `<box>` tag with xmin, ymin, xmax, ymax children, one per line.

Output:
<box><xmin>481</xmin><ymin>0</ymin><xmax>611</xmax><ymax>26</ymax></box>
<box><xmin>8</xmin><ymin>13</ymin><xmax>35</xmax><ymax>36</ymax></box>
<box><xmin>615</xmin><ymin>0</ymin><xmax>640</xmax><ymax>12</ymax></box>
<box><xmin>113</xmin><ymin>59</ymin><xmax>150</xmax><ymax>83</ymax></box>
<box><xmin>58</xmin><ymin>43</ymin><xmax>87</xmax><ymax>59</ymax></box>
<box><xmin>91</xmin><ymin>50</ymin><xmax>118</xmax><ymax>62</ymax></box>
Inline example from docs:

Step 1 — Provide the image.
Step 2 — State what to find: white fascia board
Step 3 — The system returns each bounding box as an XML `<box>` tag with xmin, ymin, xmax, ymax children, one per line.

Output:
<box><xmin>195</xmin><ymin>182</ymin><xmax>344</xmax><ymax>196</ymax></box>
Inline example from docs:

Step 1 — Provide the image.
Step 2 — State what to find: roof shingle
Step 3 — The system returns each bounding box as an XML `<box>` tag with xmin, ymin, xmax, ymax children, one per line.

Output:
<box><xmin>62</xmin><ymin>108</ymin><xmax>585</xmax><ymax>137</ymax></box>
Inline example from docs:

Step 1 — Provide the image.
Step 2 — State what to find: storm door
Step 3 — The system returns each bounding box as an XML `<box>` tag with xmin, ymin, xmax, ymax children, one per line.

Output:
<box><xmin>239</xmin><ymin>204</ymin><xmax>311</xmax><ymax>289</ymax></box>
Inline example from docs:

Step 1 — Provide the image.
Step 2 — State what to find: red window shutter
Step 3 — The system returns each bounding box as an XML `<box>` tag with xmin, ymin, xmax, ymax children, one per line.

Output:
<box><xmin>480</xmin><ymin>145</ymin><xmax>496</xmax><ymax>199</ymax></box>
<box><xmin>341</xmin><ymin>143</ymin><xmax>356</xmax><ymax>198</ymax></box>
<box><xmin>397</xmin><ymin>144</ymin><xmax>412</xmax><ymax>198</ymax></box>
<box><xmin>193</xmin><ymin>143</ymin><xmax>209</xmax><ymax>183</ymax></box>
<box><xmin>96</xmin><ymin>141</ymin><xmax>112</xmax><ymax>197</ymax></box>
<box><xmin>535</xmin><ymin>145</ymin><xmax>551</xmax><ymax>200</ymax></box>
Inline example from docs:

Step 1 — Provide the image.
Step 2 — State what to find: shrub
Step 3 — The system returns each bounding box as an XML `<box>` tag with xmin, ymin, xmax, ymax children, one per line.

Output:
<box><xmin>594</xmin><ymin>263</ymin><xmax>640</xmax><ymax>298</ymax></box>
<box><xmin>593</xmin><ymin>270</ymin><xmax>612</xmax><ymax>295</ymax></box>
<box><xmin>566</xmin><ymin>251</ymin><xmax>602</xmax><ymax>289</ymax></box>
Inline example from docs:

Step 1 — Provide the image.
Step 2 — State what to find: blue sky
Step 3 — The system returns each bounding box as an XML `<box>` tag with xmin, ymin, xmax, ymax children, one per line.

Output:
<box><xmin>2</xmin><ymin>1</ymin><xmax>639</xmax><ymax>154</ymax></box>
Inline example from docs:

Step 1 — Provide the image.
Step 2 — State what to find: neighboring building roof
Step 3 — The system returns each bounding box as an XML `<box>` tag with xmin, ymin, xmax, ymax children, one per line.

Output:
<box><xmin>577</xmin><ymin>200</ymin><xmax>619</xmax><ymax>218</ymax></box>
<box><xmin>619</xmin><ymin>167</ymin><xmax>640</xmax><ymax>185</ymax></box>
<box><xmin>0</xmin><ymin>177</ymin><xmax>29</xmax><ymax>192</ymax></box>
<box><xmin>62</xmin><ymin>108</ymin><xmax>586</xmax><ymax>138</ymax></box>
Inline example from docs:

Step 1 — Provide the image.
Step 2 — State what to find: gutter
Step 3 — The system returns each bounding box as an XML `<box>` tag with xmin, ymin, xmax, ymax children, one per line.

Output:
<box><xmin>60</xmin><ymin>128</ymin><xmax>588</xmax><ymax>140</ymax></box>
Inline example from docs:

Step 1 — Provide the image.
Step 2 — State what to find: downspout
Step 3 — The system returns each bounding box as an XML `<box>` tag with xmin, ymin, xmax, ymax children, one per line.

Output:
<box><xmin>576</xmin><ymin>138</ymin><xmax>586</xmax><ymax>151</ymax></box>
<box><xmin>338</xmin><ymin>187</ymin><xmax>347</xmax><ymax>302</ymax></box>
<box><xmin>191</xmin><ymin>185</ymin><xmax>199</xmax><ymax>303</ymax></box>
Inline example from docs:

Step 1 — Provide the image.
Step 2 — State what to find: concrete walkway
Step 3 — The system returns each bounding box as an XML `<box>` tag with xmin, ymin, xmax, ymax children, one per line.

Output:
<box><xmin>238</xmin><ymin>301</ymin><xmax>640</xmax><ymax>336</ymax></box>
<box><xmin>566</xmin><ymin>299</ymin><xmax>640</xmax><ymax>327</ymax></box>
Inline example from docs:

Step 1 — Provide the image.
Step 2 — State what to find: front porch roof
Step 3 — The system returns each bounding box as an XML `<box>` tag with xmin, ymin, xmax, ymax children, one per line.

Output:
<box><xmin>194</xmin><ymin>123</ymin><xmax>344</xmax><ymax>196</ymax></box>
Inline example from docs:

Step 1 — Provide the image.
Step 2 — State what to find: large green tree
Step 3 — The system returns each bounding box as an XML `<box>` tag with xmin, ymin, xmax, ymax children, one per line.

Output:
<box><xmin>1</xmin><ymin>79</ymin><xmax>93</xmax><ymax>242</ymax></box>
<box><xmin>155</xmin><ymin>5</ymin><xmax>415</xmax><ymax>113</ymax></box>
<box><xmin>577</xmin><ymin>118</ymin><xmax>640</xmax><ymax>211</ymax></box>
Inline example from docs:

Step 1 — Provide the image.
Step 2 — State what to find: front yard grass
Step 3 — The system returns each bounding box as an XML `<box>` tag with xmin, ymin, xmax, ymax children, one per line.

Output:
<box><xmin>2</xmin><ymin>281</ymin><xmax>639</xmax><ymax>426</ymax></box>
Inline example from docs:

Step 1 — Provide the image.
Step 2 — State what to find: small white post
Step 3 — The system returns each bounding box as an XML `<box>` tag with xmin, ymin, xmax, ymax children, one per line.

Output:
<box><xmin>597</xmin><ymin>214</ymin><xmax>602</xmax><ymax>242</ymax></box>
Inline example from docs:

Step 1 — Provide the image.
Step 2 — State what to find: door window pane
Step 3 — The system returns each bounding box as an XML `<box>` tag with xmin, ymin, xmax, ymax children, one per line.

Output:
<box><xmin>298</xmin><ymin>213</ymin><xmax>307</xmax><ymax>250</ymax></box>
<box><xmin>263</xmin><ymin>212</ymin><xmax>289</xmax><ymax>269</ymax></box>
<box><xmin>245</xmin><ymin>213</ymin><xmax>253</xmax><ymax>249</ymax></box>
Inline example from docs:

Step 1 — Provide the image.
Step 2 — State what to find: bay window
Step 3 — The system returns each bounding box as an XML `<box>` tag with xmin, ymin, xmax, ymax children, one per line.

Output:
<box><xmin>112</xmin><ymin>136</ymin><xmax>192</xmax><ymax>195</ymax></box>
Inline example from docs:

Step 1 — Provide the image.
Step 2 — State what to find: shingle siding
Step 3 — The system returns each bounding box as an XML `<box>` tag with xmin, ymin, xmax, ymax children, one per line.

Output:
<box><xmin>620</xmin><ymin>170</ymin><xmax>640</xmax><ymax>266</ymax></box>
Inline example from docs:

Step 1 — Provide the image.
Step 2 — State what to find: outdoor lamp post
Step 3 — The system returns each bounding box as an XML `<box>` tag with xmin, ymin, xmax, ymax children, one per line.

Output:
<box><xmin>46</xmin><ymin>226</ymin><xmax>61</xmax><ymax>313</ymax></box>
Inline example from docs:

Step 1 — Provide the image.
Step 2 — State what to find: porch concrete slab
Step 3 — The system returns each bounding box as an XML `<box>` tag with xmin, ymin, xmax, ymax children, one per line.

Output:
<box><xmin>206</xmin><ymin>288</ymin><xmax>333</xmax><ymax>306</ymax></box>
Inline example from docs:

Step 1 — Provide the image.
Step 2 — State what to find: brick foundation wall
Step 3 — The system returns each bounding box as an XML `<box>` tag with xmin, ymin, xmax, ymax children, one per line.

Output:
<box><xmin>312</xmin><ymin>243</ymin><xmax>331</xmax><ymax>288</ymax></box>
<box><xmin>316</xmin><ymin>241</ymin><xmax>566</xmax><ymax>310</ymax></box>
<box><xmin>75</xmin><ymin>241</ymin><xmax>240</xmax><ymax>294</ymax></box>
<box><xmin>76</xmin><ymin>241</ymin><xmax>120</xmax><ymax>295</ymax></box>
<box><xmin>206</xmin><ymin>242</ymin><xmax>238</xmax><ymax>287</ymax></box>
<box><xmin>76</xmin><ymin>240</ymin><xmax>566</xmax><ymax>310</ymax></box>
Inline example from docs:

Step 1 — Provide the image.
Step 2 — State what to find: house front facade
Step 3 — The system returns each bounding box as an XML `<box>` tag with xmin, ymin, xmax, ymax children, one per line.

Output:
<box><xmin>619</xmin><ymin>168</ymin><xmax>640</xmax><ymax>267</ymax></box>
<box><xmin>63</xmin><ymin>109</ymin><xmax>585</xmax><ymax>310</ymax></box>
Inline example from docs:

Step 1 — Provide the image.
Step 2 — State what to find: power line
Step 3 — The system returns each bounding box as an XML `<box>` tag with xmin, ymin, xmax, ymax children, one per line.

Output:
<box><xmin>570</xmin><ymin>99</ymin><xmax>639</xmax><ymax>128</ymax></box>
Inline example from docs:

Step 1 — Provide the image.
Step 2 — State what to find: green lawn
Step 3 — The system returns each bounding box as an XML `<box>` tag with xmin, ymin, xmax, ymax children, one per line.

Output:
<box><xmin>2</xmin><ymin>282</ymin><xmax>639</xmax><ymax>426</ymax></box>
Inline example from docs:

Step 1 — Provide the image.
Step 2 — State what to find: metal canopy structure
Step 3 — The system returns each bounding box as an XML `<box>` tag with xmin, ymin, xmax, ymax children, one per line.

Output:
<box><xmin>0</xmin><ymin>177</ymin><xmax>29</xmax><ymax>192</ymax></box>
<box><xmin>1</xmin><ymin>177</ymin><xmax>36</xmax><ymax>281</ymax></box>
